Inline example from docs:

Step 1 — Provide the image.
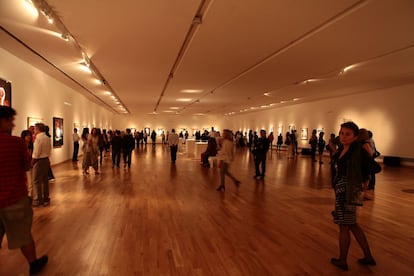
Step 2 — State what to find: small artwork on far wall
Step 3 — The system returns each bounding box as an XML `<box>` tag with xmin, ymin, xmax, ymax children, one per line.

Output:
<box><xmin>27</xmin><ymin>117</ymin><xmax>43</xmax><ymax>129</ymax></box>
<box><xmin>301</xmin><ymin>128</ymin><xmax>308</xmax><ymax>140</ymax></box>
<box><xmin>53</xmin><ymin>117</ymin><xmax>64</xmax><ymax>148</ymax></box>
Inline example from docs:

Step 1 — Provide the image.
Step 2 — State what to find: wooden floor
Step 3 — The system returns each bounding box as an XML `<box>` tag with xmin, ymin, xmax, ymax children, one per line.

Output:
<box><xmin>1</xmin><ymin>144</ymin><xmax>414</xmax><ymax>275</ymax></box>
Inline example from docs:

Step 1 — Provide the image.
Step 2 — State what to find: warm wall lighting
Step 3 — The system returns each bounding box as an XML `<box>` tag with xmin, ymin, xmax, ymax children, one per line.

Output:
<box><xmin>176</xmin><ymin>98</ymin><xmax>191</xmax><ymax>102</ymax></box>
<box><xmin>23</xmin><ymin>0</ymin><xmax>39</xmax><ymax>17</ymax></box>
<box><xmin>180</xmin><ymin>89</ymin><xmax>203</xmax><ymax>93</ymax></box>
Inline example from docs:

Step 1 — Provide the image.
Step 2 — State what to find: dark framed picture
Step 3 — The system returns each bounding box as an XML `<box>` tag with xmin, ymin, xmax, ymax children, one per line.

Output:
<box><xmin>53</xmin><ymin>117</ymin><xmax>64</xmax><ymax>147</ymax></box>
<box><xmin>0</xmin><ymin>78</ymin><xmax>12</xmax><ymax>107</ymax></box>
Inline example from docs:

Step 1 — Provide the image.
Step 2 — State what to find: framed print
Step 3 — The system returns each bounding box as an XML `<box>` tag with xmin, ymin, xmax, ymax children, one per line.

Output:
<box><xmin>53</xmin><ymin>117</ymin><xmax>64</xmax><ymax>147</ymax></box>
<box><xmin>301</xmin><ymin>128</ymin><xmax>308</xmax><ymax>140</ymax></box>
<box><xmin>27</xmin><ymin>117</ymin><xmax>43</xmax><ymax>129</ymax></box>
<box><xmin>0</xmin><ymin>78</ymin><xmax>12</xmax><ymax>107</ymax></box>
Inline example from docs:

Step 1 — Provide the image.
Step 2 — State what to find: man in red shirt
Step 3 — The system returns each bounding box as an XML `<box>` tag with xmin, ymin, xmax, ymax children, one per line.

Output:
<box><xmin>0</xmin><ymin>106</ymin><xmax>48</xmax><ymax>274</ymax></box>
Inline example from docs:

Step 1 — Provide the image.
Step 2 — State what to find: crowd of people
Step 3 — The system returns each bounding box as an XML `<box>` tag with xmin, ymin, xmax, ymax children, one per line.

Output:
<box><xmin>1</xmin><ymin>105</ymin><xmax>381</xmax><ymax>273</ymax></box>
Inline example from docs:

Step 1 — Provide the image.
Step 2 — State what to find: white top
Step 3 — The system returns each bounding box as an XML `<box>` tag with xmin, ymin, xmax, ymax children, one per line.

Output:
<box><xmin>73</xmin><ymin>133</ymin><xmax>80</xmax><ymax>142</ymax></box>
<box><xmin>168</xmin><ymin>133</ymin><xmax>179</xmax><ymax>146</ymax></box>
<box><xmin>217</xmin><ymin>139</ymin><xmax>233</xmax><ymax>163</ymax></box>
<box><xmin>32</xmin><ymin>132</ymin><xmax>51</xmax><ymax>159</ymax></box>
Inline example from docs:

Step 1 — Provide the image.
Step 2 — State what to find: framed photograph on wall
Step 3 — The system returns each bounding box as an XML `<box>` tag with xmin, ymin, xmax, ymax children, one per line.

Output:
<box><xmin>27</xmin><ymin>117</ymin><xmax>43</xmax><ymax>129</ymax></box>
<box><xmin>53</xmin><ymin>117</ymin><xmax>64</xmax><ymax>148</ymax></box>
<box><xmin>0</xmin><ymin>78</ymin><xmax>12</xmax><ymax>107</ymax></box>
<box><xmin>301</xmin><ymin>128</ymin><xmax>308</xmax><ymax>140</ymax></box>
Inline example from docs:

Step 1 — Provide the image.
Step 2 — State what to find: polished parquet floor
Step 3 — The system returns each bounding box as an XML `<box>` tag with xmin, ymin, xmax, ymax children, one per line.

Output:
<box><xmin>1</xmin><ymin>144</ymin><xmax>414</xmax><ymax>275</ymax></box>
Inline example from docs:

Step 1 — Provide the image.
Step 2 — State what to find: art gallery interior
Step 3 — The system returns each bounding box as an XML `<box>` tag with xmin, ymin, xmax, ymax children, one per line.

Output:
<box><xmin>1</xmin><ymin>0</ymin><xmax>413</xmax><ymax>275</ymax></box>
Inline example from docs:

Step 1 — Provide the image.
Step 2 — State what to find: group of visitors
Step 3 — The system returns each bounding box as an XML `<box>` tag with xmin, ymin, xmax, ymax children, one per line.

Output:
<box><xmin>1</xmin><ymin>104</ymin><xmax>381</xmax><ymax>274</ymax></box>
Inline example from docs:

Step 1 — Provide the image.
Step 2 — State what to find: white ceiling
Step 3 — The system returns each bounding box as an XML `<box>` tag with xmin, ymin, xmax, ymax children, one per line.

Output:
<box><xmin>1</xmin><ymin>0</ymin><xmax>414</xmax><ymax>117</ymax></box>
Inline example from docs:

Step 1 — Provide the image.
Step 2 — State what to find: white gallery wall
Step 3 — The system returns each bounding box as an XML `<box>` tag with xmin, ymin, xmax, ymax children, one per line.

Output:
<box><xmin>2</xmin><ymin>47</ymin><xmax>414</xmax><ymax>162</ymax></box>
<box><xmin>0</xmin><ymin>48</ymin><xmax>113</xmax><ymax>165</ymax></box>
<box><xmin>228</xmin><ymin>85</ymin><xmax>414</xmax><ymax>159</ymax></box>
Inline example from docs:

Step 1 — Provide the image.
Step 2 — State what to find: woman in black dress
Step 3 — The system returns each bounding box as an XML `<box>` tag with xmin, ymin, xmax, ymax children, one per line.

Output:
<box><xmin>331</xmin><ymin>122</ymin><xmax>376</xmax><ymax>271</ymax></box>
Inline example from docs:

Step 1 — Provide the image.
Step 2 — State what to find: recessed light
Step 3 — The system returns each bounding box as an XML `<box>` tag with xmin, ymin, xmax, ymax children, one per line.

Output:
<box><xmin>176</xmin><ymin>98</ymin><xmax>191</xmax><ymax>102</ymax></box>
<box><xmin>170</xmin><ymin>107</ymin><xmax>180</xmax><ymax>110</ymax></box>
<box><xmin>180</xmin><ymin>89</ymin><xmax>203</xmax><ymax>93</ymax></box>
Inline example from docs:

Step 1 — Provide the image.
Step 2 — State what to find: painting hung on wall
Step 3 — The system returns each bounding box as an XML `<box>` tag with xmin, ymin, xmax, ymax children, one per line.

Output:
<box><xmin>301</xmin><ymin>128</ymin><xmax>308</xmax><ymax>140</ymax></box>
<box><xmin>27</xmin><ymin>117</ymin><xmax>43</xmax><ymax>129</ymax></box>
<box><xmin>53</xmin><ymin>117</ymin><xmax>64</xmax><ymax>148</ymax></box>
<box><xmin>0</xmin><ymin>78</ymin><xmax>12</xmax><ymax>107</ymax></box>
<box><xmin>277</xmin><ymin>126</ymin><xmax>283</xmax><ymax>136</ymax></box>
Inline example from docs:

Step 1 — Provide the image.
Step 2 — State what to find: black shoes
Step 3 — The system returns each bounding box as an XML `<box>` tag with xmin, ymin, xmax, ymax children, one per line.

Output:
<box><xmin>216</xmin><ymin>185</ymin><xmax>225</xmax><ymax>192</ymax></box>
<box><xmin>234</xmin><ymin>180</ymin><xmax>241</xmax><ymax>187</ymax></box>
<box><xmin>30</xmin><ymin>255</ymin><xmax>48</xmax><ymax>275</ymax></box>
<box><xmin>358</xmin><ymin>257</ymin><xmax>376</xmax><ymax>266</ymax></box>
<box><xmin>330</xmin><ymin>258</ymin><xmax>348</xmax><ymax>271</ymax></box>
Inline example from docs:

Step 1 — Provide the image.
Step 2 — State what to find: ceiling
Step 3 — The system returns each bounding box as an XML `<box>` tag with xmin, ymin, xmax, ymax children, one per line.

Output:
<box><xmin>1</xmin><ymin>0</ymin><xmax>414</xmax><ymax>118</ymax></box>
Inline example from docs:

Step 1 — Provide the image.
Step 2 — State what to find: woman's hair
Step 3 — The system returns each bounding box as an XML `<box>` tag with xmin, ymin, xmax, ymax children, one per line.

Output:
<box><xmin>340</xmin><ymin>121</ymin><xmax>359</xmax><ymax>136</ymax></box>
<box><xmin>21</xmin><ymin>129</ymin><xmax>32</xmax><ymax>139</ymax></box>
<box><xmin>358</xmin><ymin>128</ymin><xmax>370</xmax><ymax>141</ymax></box>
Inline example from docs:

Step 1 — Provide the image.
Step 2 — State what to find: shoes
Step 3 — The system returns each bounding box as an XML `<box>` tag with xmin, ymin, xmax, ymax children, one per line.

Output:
<box><xmin>83</xmin><ymin>170</ymin><xmax>89</xmax><ymax>175</ymax></box>
<box><xmin>48</xmin><ymin>178</ymin><xmax>55</xmax><ymax>182</ymax></box>
<box><xmin>358</xmin><ymin>257</ymin><xmax>376</xmax><ymax>266</ymax></box>
<box><xmin>234</xmin><ymin>180</ymin><xmax>241</xmax><ymax>187</ymax></box>
<box><xmin>30</xmin><ymin>255</ymin><xmax>48</xmax><ymax>275</ymax></box>
<box><xmin>216</xmin><ymin>185</ymin><xmax>225</xmax><ymax>192</ymax></box>
<box><xmin>253</xmin><ymin>175</ymin><xmax>260</xmax><ymax>179</ymax></box>
<box><xmin>95</xmin><ymin>171</ymin><xmax>100</xmax><ymax>175</ymax></box>
<box><xmin>330</xmin><ymin>258</ymin><xmax>348</xmax><ymax>271</ymax></box>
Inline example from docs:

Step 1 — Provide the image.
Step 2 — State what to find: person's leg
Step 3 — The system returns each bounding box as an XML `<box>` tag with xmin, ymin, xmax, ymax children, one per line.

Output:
<box><xmin>368</xmin><ymin>173</ymin><xmax>376</xmax><ymax>190</ymax></box>
<box><xmin>350</xmin><ymin>224</ymin><xmax>375</xmax><ymax>262</ymax></box>
<box><xmin>224</xmin><ymin>163</ymin><xmax>240</xmax><ymax>185</ymax></box>
<box><xmin>254</xmin><ymin>157</ymin><xmax>260</xmax><ymax>177</ymax></box>
<box><xmin>42</xmin><ymin>160</ymin><xmax>50</xmax><ymax>203</ymax></box>
<box><xmin>32</xmin><ymin>163</ymin><xmax>42</xmax><ymax>205</ymax></box>
<box><xmin>127</xmin><ymin>151</ymin><xmax>132</xmax><ymax>167</ymax></box>
<box><xmin>338</xmin><ymin>225</ymin><xmax>351</xmax><ymax>262</ymax></box>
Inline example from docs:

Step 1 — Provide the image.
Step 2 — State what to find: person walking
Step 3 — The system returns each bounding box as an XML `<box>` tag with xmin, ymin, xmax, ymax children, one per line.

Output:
<box><xmin>330</xmin><ymin>121</ymin><xmax>376</xmax><ymax>271</ymax></box>
<box><xmin>168</xmin><ymin>129</ymin><xmax>179</xmax><ymax>163</ymax></box>
<box><xmin>216</xmin><ymin>129</ymin><xmax>241</xmax><ymax>191</ymax></box>
<box><xmin>32</xmin><ymin>123</ymin><xmax>52</xmax><ymax>207</ymax></box>
<box><xmin>72</xmin><ymin>128</ymin><xmax>80</xmax><ymax>162</ymax></box>
<box><xmin>0</xmin><ymin>106</ymin><xmax>48</xmax><ymax>274</ymax></box>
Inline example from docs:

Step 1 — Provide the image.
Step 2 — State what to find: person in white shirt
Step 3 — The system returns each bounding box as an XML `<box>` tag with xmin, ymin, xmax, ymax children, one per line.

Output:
<box><xmin>168</xmin><ymin>129</ymin><xmax>179</xmax><ymax>163</ymax></box>
<box><xmin>216</xmin><ymin>129</ymin><xmax>240</xmax><ymax>191</ymax></box>
<box><xmin>72</xmin><ymin>128</ymin><xmax>80</xmax><ymax>162</ymax></box>
<box><xmin>31</xmin><ymin>123</ymin><xmax>51</xmax><ymax>207</ymax></box>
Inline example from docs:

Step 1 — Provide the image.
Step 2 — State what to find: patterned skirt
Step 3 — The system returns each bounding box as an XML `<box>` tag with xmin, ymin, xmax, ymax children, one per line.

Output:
<box><xmin>333</xmin><ymin>176</ymin><xmax>356</xmax><ymax>225</ymax></box>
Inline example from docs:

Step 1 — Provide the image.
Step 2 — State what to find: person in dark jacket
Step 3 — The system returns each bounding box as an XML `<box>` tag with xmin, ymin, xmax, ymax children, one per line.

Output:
<box><xmin>201</xmin><ymin>137</ymin><xmax>218</xmax><ymax>167</ymax></box>
<box><xmin>252</xmin><ymin>129</ymin><xmax>270</xmax><ymax>179</ymax></box>
<box><xmin>122</xmin><ymin>129</ymin><xmax>135</xmax><ymax>168</ymax></box>
<box><xmin>111</xmin><ymin>130</ymin><xmax>122</xmax><ymax>168</ymax></box>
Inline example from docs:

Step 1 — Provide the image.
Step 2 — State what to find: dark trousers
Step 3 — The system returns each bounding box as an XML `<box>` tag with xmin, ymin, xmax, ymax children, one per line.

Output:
<box><xmin>112</xmin><ymin>149</ymin><xmax>121</xmax><ymax>167</ymax></box>
<box><xmin>123</xmin><ymin>150</ymin><xmax>132</xmax><ymax>168</ymax></box>
<box><xmin>254</xmin><ymin>154</ymin><xmax>267</xmax><ymax>176</ymax></box>
<box><xmin>72</xmin><ymin>141</ymin><xmax>79</xmax><ymax>161</ymax></box>
<box><xmin>33</xmin><ymin>158</ymin><xmax>50</xmax><ymax>204</ymax></box>
<box><xmin>170</xmin><ymin>145</ymin><xmax>178</xmax><ymax>162</ymax></box>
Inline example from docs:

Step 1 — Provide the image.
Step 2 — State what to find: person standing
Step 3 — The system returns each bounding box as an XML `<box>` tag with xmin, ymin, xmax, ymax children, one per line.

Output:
<box><xmin>330</xmin><ymin>121</ymin><xmax>375</xmax><ymax>271</ymax></box>
<box><xmin>122</xmin><ymin>128</ymin><xmax>135</xmax><ymax>168</ymax></box>
<box><xmin>276</xmin><ymin>133</ymin><xmax>283</xmax><ymax>151</ymax></box>
<box><xmin>111</xmin><ymin>130</ymin><xmax>122</xmax><ymax>168</ymax></box>
<box><xmin>253</xmin><ymin>129</ymin><xmax>270</xmax><ymax>179</ymax></box>
<box><xmin>267</xmin><ymin>131</ymin><xmax>274</xmax><ymax>151</ymax></box>
<box><xmin>32</xmin><ymin>123</ymin><xmax>52</xmax><ymax>207</ymax></box>
<box><xmin>0</xmin><ymin>106</ymin><xmax>48</xmax><ymax>275</ymax></box>
<box><xmin>72</xmin><ymin>128</ymin><xmax>80</xmax><ymax>162</ymax></box>
<box><xmin>317</xmin><ymin>131</ymin><xmax>326</xmax><ymax>164</ymax></box>
<box><xmin>168</xmin><ymin>129</ymin><xmax>179</xmax><ymax>163</ymax></box>
<box><xmin>216</xmin><ymin>129</ymin><xmax>241</xmax><ymax>191</ymax></box>
<box><xmin>309</xmin><ymin>129</ymin><xmax>318</xmax><ymax>162</ymax></box>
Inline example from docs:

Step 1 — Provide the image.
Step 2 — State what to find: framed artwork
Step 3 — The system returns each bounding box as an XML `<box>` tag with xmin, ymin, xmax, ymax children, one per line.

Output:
<box><xmin>144</xmin><ymin>127</ymin><xmax>150</xmax><ymax>135</ymax></box>
<box><xmin>53</xmin><ymin>117</ymin><xmax>64</xmax><ymax>148</ymax></box>
<box><xmin>0</xmin><ymin>78</ymin><xmax>11</xmax><ymax>107</ymax></box>
<box><xmin>288</xmin><ymin>124</ymin><xmax>296</xmax><ymax>133</ymax></box>
<box><xmin>301</xmin><ymin>128</ymin><xmax>308</xmax><ymax>140</ymax></box>
<box><xmin>27</xmin><ymin>117</ymin><xmax>43</xmax><ymax>129</ymax></box>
